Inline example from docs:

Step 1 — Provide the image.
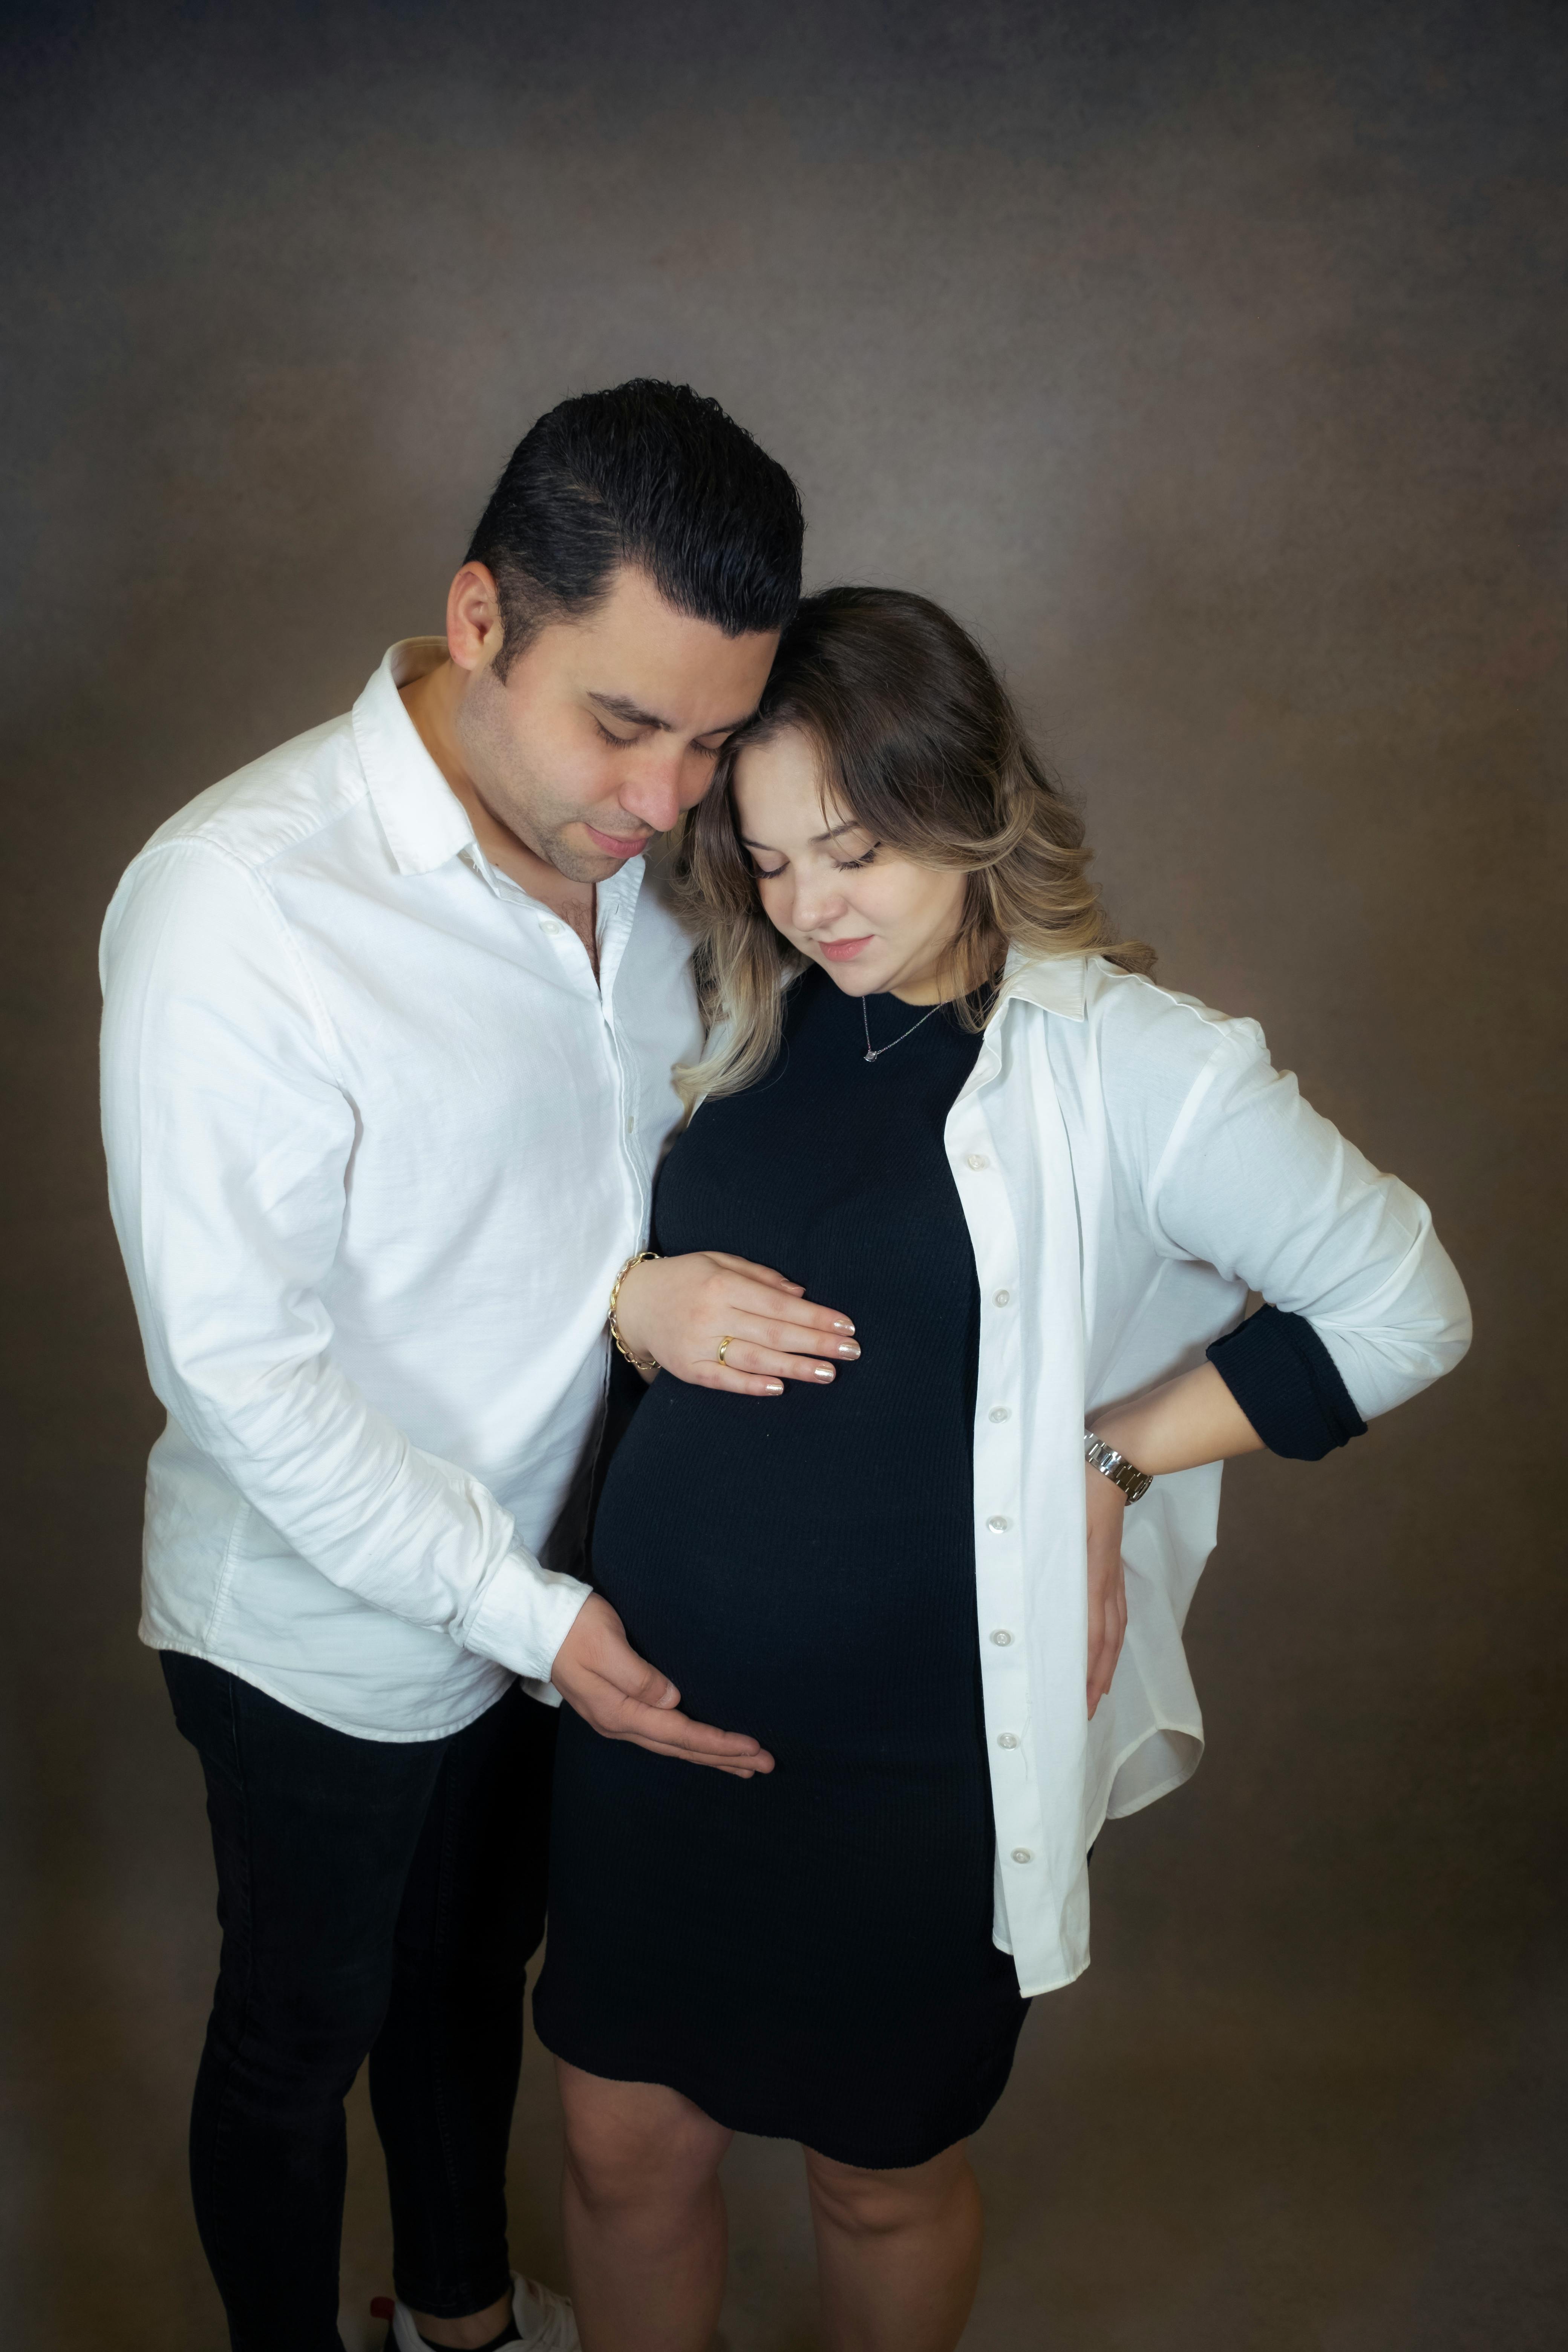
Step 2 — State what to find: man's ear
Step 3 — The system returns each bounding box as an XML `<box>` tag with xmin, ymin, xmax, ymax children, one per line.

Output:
<box><xmin>447</xmin><ymin>563</ymin><xmax>507</xmax><ymax>674</ymax></box>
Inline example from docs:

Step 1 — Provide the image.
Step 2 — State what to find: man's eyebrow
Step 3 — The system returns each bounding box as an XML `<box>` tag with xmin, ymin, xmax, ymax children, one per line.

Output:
<box><xmin>589</xmin><ymin>691</ymin><xmax>758</xmax><ymax>737</ymax></box>
<box><xmin>589</xmin><ymin>692</ymin><xmax>672</xmax><ymax>731</ymax></box>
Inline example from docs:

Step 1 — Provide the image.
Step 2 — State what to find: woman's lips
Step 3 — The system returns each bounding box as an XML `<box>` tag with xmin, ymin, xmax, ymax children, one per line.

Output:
<box><xmin>818</xmin><ymin>936</ymin><xmax>874</xmax><ymax>963</ymax></box>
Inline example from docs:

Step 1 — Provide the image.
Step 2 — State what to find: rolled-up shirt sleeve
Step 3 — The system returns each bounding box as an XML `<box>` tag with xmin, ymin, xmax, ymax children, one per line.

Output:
<box><xmin>100</xmin><ymin>839</ymin><xmax>590</xmax><ymax>1683</ymax></box>
<box><xmin>1146</xmin><ymin>1020</ymin><xmax>1472</xmax><ymax>1424</ymax></box>
<box><xmin>1205</xmin><ymin>1303</ymin><xmax>1367</xmax><ymax>1458</ymax></box>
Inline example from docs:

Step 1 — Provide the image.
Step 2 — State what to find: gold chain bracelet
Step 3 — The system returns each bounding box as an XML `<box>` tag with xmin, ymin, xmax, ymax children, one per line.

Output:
<box><xmin>608</xmin><ymin>1250</ymin><xmax>661</xmax><ymax>1373</ymax></box>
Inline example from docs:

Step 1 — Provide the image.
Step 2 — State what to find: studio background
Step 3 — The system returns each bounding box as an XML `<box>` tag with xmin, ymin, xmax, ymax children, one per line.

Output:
<box><xmin>3</xmin><ymin>3</ymin><xmax>1563</xmax><ymax>2345</ymax></box>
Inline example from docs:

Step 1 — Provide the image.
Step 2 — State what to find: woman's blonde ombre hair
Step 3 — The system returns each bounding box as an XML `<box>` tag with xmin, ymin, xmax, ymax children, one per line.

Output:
<box><xmin>670</xmin><ymin>585</ymin><xmax>1153</xmax><ymax>1107</ymax></box>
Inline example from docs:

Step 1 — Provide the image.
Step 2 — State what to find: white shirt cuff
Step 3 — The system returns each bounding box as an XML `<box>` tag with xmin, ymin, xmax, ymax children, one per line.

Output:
<box><xmin>462</xmin><ymin>1549</ymin><xmax>592</xmax><ymax>1689</ymax></box>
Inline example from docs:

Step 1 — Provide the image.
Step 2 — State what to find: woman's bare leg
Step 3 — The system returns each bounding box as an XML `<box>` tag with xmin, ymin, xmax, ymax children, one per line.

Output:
<box><xmin>556</xmin><ymin>2059</ymin><xmax>733</xmax><ymax>2352</ymax></box>
<box><xmin>803</xmin><ymin>2139</ymin><xmax>983</xmax><ymax>2352</ymax></box>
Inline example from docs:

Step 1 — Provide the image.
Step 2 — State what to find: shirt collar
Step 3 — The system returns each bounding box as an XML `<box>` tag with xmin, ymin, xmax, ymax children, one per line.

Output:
<box><xmin>352</xmin><ymin>639</ymin><xmax>479</xmax><ymax>877</ymax></box>
<box><xmin>351</xmin><ymin>640</ymin><xmax>652</xmax><ymax>919</ymax></box>
<box><xmin>995</xmin><ymin>947</ymin><xmax>1088</xmax><ymax>1021</ymax></box>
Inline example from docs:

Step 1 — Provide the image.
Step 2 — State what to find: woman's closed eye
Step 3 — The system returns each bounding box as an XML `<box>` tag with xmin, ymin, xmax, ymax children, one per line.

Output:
<box><xmin>751</xmin><ymin>843</ymin><xmax>879</xmax><ymax>880</ymax></box>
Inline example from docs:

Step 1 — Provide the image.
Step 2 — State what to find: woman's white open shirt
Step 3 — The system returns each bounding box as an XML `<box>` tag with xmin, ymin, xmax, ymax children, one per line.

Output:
<box><xmin>802</xmin><ymin>949</ymin><xmax>1470</xmax><ymax>1996</ymax></box>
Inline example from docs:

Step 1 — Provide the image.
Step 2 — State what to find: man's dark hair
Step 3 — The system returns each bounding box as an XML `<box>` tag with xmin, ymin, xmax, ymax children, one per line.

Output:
<box><xmin>465</xmin><ymin>380</ymin><xmax>804</xmax><ymax>675</ymax></box>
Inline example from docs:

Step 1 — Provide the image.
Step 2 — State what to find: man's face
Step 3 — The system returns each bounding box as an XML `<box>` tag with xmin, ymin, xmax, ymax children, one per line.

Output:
<box><xmin>453</xmin><ymin>565</ymin><xmax>779</xmax><ymax>882</ymax></box>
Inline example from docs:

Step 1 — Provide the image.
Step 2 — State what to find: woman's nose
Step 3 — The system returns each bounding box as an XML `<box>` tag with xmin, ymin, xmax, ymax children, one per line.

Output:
<box><xmin>789</xmin><ymin>874</ymin><xmax>848</xmax><ymax>933</ymax></box>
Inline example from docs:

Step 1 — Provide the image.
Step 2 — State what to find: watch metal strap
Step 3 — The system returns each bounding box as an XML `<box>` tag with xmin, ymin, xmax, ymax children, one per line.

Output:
<box><xmin>1083</xmin><ymin>1429</ymin><xmax>1153</xmax><ymax>1503</ymax></box>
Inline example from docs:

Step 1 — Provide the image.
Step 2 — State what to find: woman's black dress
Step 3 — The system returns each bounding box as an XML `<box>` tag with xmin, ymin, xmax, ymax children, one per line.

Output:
<box><xmin>533</xmin><ymin>967</ymin><xmax>1029</xmax><ymax>2168</ymax></box>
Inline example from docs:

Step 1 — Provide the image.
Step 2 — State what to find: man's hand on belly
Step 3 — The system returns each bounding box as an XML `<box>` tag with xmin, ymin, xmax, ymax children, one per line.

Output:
<box><xmin>614</xmin><ymin>1250</ymin><xmax>861</xmax><ymax>1394</ymax></box>
<box><xmin>551</xmin><ymin>1593</ymin><xmax>776</xmax><ymax>1777</ymax></box>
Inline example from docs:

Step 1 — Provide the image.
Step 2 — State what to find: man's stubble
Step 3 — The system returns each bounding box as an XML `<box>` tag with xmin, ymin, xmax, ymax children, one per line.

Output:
<box><xmin>454</xmin><ymin>667</ymin><xmax>625</xmax><ymax>885</ymax></box>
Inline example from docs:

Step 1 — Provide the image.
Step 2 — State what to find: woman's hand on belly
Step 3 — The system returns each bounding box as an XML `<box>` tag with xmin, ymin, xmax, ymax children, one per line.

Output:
<box><xmin>551</xmin><ymin>1593</ymin><xmax>776</xmax><ymax>1777</ymax></box>
<box><xmin>613</xmin><ymin>1250</ymin><xmax>861</xmax><ymax>1396</ymax></box>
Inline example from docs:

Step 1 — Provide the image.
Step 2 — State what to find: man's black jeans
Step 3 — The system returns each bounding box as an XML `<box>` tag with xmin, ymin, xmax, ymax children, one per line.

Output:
<box><xmin>162</xmin><ymin>1653</ymin><xmax>556</xmax><ymax>2351</ymax></box>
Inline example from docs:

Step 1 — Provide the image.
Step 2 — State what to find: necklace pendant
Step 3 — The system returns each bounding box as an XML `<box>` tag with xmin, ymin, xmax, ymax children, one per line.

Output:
<box><xmin>863</xmin><ymin>1048</ymin><xmax>877</xmax><ymax>1062</ymax></box>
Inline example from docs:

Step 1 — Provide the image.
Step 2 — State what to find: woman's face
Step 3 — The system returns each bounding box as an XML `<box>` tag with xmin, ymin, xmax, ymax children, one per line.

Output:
<box><xmin>731</xmin><ymin>728</ymin><xmax>968</xmax><ymax>1002</ymax></box>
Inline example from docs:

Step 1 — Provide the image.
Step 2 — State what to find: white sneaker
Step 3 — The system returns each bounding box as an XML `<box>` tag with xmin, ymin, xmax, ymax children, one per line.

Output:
<box><xmin>510</xmin><ymin>2271</ymin><xmax>580</xmax><ymax>2352</ymax></box>
<box><xmin>377</xmin><ymin>2271</ymin><xmax>579</xmax><ymax>2352</ymax></box>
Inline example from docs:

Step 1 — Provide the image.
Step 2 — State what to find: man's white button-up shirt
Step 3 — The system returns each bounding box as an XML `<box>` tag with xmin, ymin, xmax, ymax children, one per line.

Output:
<box><xmin>100</xmin><ymin>639</ymin><xmax>703</xmax><ymax>1741</ymax></box>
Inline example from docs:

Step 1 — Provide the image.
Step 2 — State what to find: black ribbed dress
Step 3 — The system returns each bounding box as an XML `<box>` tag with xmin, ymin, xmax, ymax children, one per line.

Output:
<box><xmin>533</xmin><ymin>967</ymin><xmax>1030</xmax><ymax>2168</ymax></box>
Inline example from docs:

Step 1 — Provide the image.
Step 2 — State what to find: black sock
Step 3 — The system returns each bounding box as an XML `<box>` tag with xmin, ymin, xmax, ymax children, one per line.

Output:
<box><xmin>415</xmin><ymin>2322</ymin><xmax>522</xmax><ymax>2352</ymax></box>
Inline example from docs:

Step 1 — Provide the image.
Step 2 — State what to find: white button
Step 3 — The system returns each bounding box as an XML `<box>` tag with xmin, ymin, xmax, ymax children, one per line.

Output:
<box><xmin>1011</xmin><ymin>1847</ymin><xmax>1034</xmax><ymax>1865</ymax></box>
<box><xmin>989</xmin><ymin>1629</ymin><xmax>1013</xmax><ymax>1647</ymax></box>
<box><xmin>989</xmin><ymin>1406</ymin><xmax>1010</xmax><ymax>1423</ymax></box>
<box><xmin>986</xmin><ymin>1515</ymin><xmax>1010</xmax><ymax>1533</ymax></box>
<box><xmin>626</xmin><ymin>1115</ymin><xmax>636</xmax><ymax>1132</ymax></box>
<box><xmin>966</xmin><ymin>1152</ymin><xmax>989</xmax><ymax>1170</ymax></box>
<box><xmin>993</xmin><ymin>1288</ymin><xmax>1011</xmax><ymax>1307</ymax></box>
<box><xmin>996</xmin><ymin>1732</ymin><xmax>1020</xmax><ymax>1750</ymax></box>
<box><xmin>540</xmin><ymin>920</ymin><xmax>562</xmax><ymax>936</ymax></box>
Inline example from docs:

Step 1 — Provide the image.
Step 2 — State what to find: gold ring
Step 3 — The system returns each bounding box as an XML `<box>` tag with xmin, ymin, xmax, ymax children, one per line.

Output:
<box><xmin>717</xmin><ymin>1335</ymin><xmax>734</xmax><ymax>1366</ymax></box>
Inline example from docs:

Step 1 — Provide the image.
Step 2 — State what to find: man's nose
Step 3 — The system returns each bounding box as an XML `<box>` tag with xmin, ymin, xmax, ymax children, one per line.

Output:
<box><xmin>617</xmin><ymin>748</ymin><xmax>694</xmax><ymax>836</ymax></box>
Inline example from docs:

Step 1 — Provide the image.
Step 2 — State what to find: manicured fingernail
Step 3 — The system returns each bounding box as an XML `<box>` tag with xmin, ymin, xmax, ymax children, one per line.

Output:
<box><xmin>813</xmin><ymin>1366</ymin><xmax>835</xmax><ymax>1380</ymax></box>
<box><xmin>833</xmin><ymin>1319</ymin><xmax>855</xmax><ymax>1332</ymax></box>
<box><xmin>765</xmin><ymin>1381</ymin><xmax>783</xmax><ymax>1394</ymax></box>
<box><xmin>836</xmin><ymin>1340</ymin><xmax>860</xmax><ymax>1357</ymax></box>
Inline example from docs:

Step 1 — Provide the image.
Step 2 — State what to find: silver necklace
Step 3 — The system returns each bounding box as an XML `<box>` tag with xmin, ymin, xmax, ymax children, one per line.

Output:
<box><xmin>861</xmin><ymin>996</ymin><xmax>942</xmax><ymax>1062</ymax></box>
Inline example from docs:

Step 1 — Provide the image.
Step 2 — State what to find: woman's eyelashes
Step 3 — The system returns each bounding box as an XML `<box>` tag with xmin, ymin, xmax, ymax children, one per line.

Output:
<box><xmin>750</xmin><ymin>843</ymin><xmax>880</xmax><ymax>882</ymax></box>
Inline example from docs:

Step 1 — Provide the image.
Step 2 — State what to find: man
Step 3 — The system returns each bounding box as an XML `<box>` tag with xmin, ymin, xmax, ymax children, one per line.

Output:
<box><xmin>100</xmin><ymin>382</ymin><xmax>844</xmax><ymax>2350</ymax></box>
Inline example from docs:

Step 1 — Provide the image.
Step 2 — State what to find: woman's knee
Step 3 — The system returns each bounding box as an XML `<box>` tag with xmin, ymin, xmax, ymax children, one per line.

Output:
<box><xmin>803</xmin><ymin>2142</ymin><xmax>971</xmax><ymax>2239</ymax></box>
<box><xmin>557</xmin><ymin>2060</ymin><xmax>729</xmax><ymax>2215</ymax></box>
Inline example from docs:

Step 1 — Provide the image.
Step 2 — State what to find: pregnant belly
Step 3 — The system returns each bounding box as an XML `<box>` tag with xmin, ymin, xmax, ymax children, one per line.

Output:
<box><xmin>590</xmin><ymin>1377</ymin><xmax>980</xmax><ymax>1764</ymax></box>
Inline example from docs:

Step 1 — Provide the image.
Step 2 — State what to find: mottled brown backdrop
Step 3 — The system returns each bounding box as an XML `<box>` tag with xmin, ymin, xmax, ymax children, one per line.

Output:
<box><xmin>3</xmin><ymin>2</ymin><xmax>1563</xmax><ymax>2345</ymax></box>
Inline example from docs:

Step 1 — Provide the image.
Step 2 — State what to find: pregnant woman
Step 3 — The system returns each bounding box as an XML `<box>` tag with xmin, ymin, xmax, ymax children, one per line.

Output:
<box><xmin>532</xmin><ymin>587</ymin><xmax>1471</xmax><ymax>2352</ymax></box>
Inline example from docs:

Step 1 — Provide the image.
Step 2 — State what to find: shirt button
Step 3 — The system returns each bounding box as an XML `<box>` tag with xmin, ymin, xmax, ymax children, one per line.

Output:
<box><xmin>626</xmin><ymin>1115</ymin><xmax>636</xmax><ymax>1133</ymax></box>
<box><xmin>1011</xmin><ymin>1847</ymin><xmax>1034</xmax><ymax>1865</ymax></box>
<box><xmin>986</xmin><ymin>1514</ymin><xmax>1010</xmax><ymax>1533</ymax></box>
<box><xmin>989</xmin><ymin>1406</ymin><xmax>1010</xmax><ymax>1423</ymax></box>
<box><xmin>541</xmin><ymin>920</ymin><xmax>562</xmax><ymax>936</ymax></box>
<box><xmin>997</xmin><ymin>1731</ymin><xmax>1020</xmax><ymax>1750</ymax></box>
<box><xmin>989</xmin><ymin>1629</ymin><xmax>1013</xmax><ymax>1647</ymax></box>
<box><xmin>993</xmin><ymin>1288</ymin><xmax>1011</xmax><ymax>1307</ymax></box>
<box><xmin>966</xmin><ymin>1152</ymin><xmax>989</xmax><ymax>1170</ymax></box>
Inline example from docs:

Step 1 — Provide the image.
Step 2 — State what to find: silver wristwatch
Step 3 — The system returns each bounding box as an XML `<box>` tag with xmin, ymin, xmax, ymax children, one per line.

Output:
<box><xmin>1083</xmin><ymin>1429</ymin><xmax>1153</xmax><ymax>1503</ymax></box>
